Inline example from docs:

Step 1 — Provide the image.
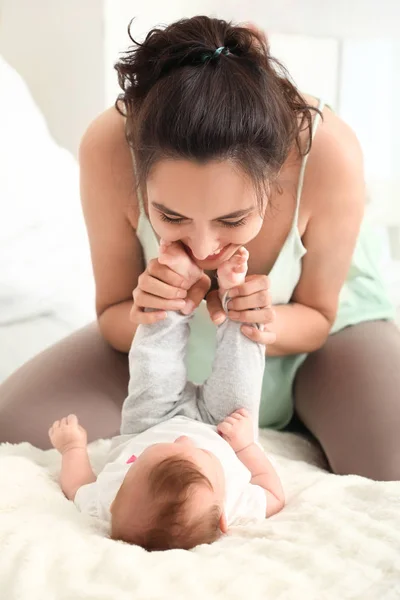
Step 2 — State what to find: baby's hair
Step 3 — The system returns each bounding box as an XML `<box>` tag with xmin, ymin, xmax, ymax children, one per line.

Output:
<box><xmin>111</xmin><ymin>455</ymin><xmax>223</xmax><ymax>551</ymax></box>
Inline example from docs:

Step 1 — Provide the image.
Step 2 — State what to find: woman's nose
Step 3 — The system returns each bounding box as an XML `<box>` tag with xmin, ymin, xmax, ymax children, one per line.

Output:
<box><xmin>186</xmin><ymin>237</ymin><xmax>219</xmax><ymax>261</ymax></box>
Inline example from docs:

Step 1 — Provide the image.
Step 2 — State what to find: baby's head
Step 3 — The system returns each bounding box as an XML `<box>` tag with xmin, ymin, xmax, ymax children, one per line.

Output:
<box><xmin>110</xmin><ymin>435</ymin><xmax>227</xmax><ymax>550</ymax></box>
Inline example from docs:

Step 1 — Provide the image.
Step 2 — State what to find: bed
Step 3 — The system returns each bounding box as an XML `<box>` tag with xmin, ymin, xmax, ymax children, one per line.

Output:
<box><xmin>0</xmin><ymin>424</ymin><xmax>399</xmax><ymax>599</ymax></box>
<box><xmin>1</xmin><ymin>52</ymin><xmax>400</xmax><ymax>600</ymax></box>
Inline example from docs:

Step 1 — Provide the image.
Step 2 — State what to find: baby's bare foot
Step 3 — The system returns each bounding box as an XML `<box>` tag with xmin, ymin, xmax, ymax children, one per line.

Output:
<box><xmin>158</xmin><ymin>240</ymin><xmax>203</xmax><ymax>289</ymax></box>
<box><xmin>217</xmin><ymin>247</ymin><xmax>249</xmax><ymax>303</ymax></box>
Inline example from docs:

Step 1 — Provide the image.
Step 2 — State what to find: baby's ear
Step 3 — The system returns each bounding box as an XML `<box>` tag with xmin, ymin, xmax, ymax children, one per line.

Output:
<box><xmin>219</xmin><ymin>511</ymin><xmax>228</xmax><ymax>534</ymax></box>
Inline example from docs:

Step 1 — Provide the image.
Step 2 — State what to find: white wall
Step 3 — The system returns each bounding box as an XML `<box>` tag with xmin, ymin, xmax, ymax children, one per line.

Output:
<box><xmin>0</xmin><ymin>0</ymin><xmax>218</xmax><ymax>153</ymax></box>
<box><xmin>208</xmin><ymin>0</ymin><xmax>400</xmax><ymax>38</ymax></box>
<box><xmin>339</xmin><ymin>39</ymin><xmax>400</xmax><ymax>227</ymax></box>
<box><xmin>103</xmin><ymin>0</ymin><xmax>217</xmax><ymax>106</ymax></box>
<box><xmin>0</xmin><ymin>0</ymin><xmax>106</xmax><ymax>156</ymax></box>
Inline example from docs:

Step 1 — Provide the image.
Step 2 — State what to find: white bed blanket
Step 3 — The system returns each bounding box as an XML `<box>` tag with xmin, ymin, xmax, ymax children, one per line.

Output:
<box><xmin>0</xmin><ymin>429</ymin><xmax>399</xmax><ymax>600</ymax></box>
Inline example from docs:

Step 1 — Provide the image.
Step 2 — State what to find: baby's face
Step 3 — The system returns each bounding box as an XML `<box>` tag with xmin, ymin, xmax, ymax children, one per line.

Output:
<box><xmin>119</xmin><ymin>436</ymin><xmax>227</xmax><ymax>527</ymax></box>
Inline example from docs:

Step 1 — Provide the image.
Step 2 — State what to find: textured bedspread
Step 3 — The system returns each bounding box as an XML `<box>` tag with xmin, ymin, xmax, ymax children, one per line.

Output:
<box><xmin>0</xmin><ymin>428</ymin><xmax>399</xmax><ymax>600</ymax></box>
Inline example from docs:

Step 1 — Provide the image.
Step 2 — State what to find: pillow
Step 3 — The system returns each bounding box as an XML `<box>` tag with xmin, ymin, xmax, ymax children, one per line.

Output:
<box><xmin>0</xmin><ymin>55</ymin><xmax>95</xmax><ymax>327</ymax></box>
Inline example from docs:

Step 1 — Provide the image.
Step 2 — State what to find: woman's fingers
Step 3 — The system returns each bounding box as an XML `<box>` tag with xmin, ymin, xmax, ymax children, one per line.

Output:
<box><xmin>133</xmin><ymin>289</ymin><xmax>186</xmax><ymax>312</ymax></box>
<box><xmin>182</xmin><ymin>273</ymin><xmax>211</xmax><ymax>314</ymax></box>
<box><xmin>131</xmin><ymin>258</ymin><xmax>212</xmax><ymax>325</ymax></box>
<box><xmin>241</xmin><ymin>325</ymin><xmax>277</xmax><ymax>345</ymax></box>
<box><xmin>228</xmin><ymin>274</ymin><xmax>269</xmax><ymax>298</ymax></box>
<box><xmin>227</xmin><ymin>288</ymin><xmax>271</xmax><ymax>312</ymax></box>
<box><xmin>131</xmin><ymin>270</ymin><xmax>211</xmax><ymax>325</ymax></box>
<box><xmin>228</xmin><ymin>307</ymin><xmax>275</xmax><ymax>324</ymax></box>
<box><xmin>130</xmin><ymin>305</ymin><xmax>166</xmax><ymax>325</ymax></box>
<box><xmin>147</xmin><ymin>259</ymin><xmax>191</xmax><ymax>290</ymax></box>
<box><xmin>138</xmin><ymin>272</ymin><xmax>188</xmax><ymax>300</ymax></box>
<box><xmin>206</xmin><ymin>290</ymin><xmax>227</xmax><ymax>325</ymax></box>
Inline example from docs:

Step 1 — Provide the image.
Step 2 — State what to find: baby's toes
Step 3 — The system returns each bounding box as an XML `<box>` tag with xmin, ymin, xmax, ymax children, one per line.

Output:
<box><xmin>217</xmin><ymin>422</ymin><xmax>232</xmax><ymax>434</ymax></box>
<box><xmin>217</xmin><ymin>262</ymin><xmax>234</xmax><ymax>284</ymax></box>
<box><xmin>237</xmin><ymin>408</ymin><xmax>249</xmax><ymax>417</ymax></box>
<box><xmin>230</xmin><ymin>411</ymin><xmax>243</xmax><ymax>420</ymax></box>
<box><xmin>237</xmin><ymin>247</ymin><xmax>249</xmax><ymax>261</ymax></box>
<box><xmin>158</xmin><ymin>241</ymin><xmax>177</xmax><ymax>266</ymax></box>
<box><xmin>232</xmin><ymin>254</ymin><xmax>248</xmax><ymax>273</ymax></box>
<box><xmin>159</xmin><ymin>240</ymin><xmax>200</xmax><ymax>282</ymax></box>
<box><xmin>66</xmin><ymin>414</ymin><xmax>78</xmax><ymax>425</ymax></box>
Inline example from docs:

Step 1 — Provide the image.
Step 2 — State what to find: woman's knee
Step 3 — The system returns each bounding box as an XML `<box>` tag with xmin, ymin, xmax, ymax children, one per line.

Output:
<box><xmin>294</xmin><ymin>321</ymin><xmax>400</xmax><ymax>481</ymax></box>
<box><xmin>0</xmin><ymin>323</ymin><xmax>130</xmax><ymax>448</ymax></box>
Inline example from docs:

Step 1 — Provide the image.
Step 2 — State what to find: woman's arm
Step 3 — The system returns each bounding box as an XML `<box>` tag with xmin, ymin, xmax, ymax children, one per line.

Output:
<box><xmin>267</xmin><ymin>116</ymin><xmax>365</xmax><ymax>357</ymax></box>
<box><xmin>79</xmin><ymin>107</ymin><xmax>143</xmax><ymax>352</ymax></box>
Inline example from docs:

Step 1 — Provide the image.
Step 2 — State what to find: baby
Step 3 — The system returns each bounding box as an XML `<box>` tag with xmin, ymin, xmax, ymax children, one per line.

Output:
<box><xmin>49</xmin><ymin>243</ymin><xmax>284</xmax><ymax>551</ymax></box>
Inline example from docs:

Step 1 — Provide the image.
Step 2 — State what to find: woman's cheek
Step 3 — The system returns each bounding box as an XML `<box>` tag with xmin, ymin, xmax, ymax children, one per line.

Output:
<box><xmin>233</xmin><ymin>219</ymin><xmax>263</xmax><ymax>245</ymax></box>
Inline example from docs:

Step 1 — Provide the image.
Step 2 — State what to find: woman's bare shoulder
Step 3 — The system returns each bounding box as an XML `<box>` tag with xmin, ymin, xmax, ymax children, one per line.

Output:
<box><xmin>79</xmin><ymin>106</ymin><xmax>140</xmax><ymax>227</ymax></box>
<box><xmin>302</xmin><ymin>94</ymin><xmax>361</xmax><ymax>153</ymax></box>
<box><xmin>302</xmin><ymin>98</ymin><xmax>364</xmax><ymax>217</ymax></box>
<box><xmin>315</xmin><ymin>99</ymin><xmax>363</xmax><ymax>165</ymax></box>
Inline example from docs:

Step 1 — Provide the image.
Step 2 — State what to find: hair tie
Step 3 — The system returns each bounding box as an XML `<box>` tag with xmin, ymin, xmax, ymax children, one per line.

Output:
<box><xmin>213</xmin><ymin>46</ymin><xmax>229</xmax><ymax>58</ymax></box>
<box><xmin>201</xmin><ymin>46</ymin><xmax>230</xmax><ymax>63</ymax></box>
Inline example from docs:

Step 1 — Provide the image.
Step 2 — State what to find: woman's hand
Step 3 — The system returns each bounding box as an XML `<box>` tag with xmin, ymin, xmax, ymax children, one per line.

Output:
<box><xmin>130</xmin><ymin>258</ymin><xmax>211</xmax><ymax>325</ymax></box>
<box><xmin>206</xmin><ymin>274</ymin><xmax>277</xmax><ymax>345</ymax></box>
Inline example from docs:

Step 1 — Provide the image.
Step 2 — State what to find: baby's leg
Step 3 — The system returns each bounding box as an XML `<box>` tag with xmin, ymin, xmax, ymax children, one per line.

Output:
<box><xmin>120</xmin><ymin>242</ymin><xmax>202</xmax><ymax>435</ymax></box>
<box><xmin>197</xmin><ymin>248</ymin><xmax>265</xmax><ymax>431</ymax></box>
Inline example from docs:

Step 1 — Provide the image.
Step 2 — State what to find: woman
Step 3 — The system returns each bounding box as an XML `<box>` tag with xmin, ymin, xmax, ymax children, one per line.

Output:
<box><xmin>0</xmin><ymin>16</ymin><xmax>398</xmax><ymax>480</ymax></box>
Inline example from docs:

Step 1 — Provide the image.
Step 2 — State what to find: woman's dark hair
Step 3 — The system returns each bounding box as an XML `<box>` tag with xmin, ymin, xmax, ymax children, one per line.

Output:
<box><xmin>115</xmin><ymin>15</ymin><xmax>321</xmax><ymax>205</ymax></box>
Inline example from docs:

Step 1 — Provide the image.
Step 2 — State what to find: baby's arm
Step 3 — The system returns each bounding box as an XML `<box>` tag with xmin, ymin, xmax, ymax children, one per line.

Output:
<box><xmin>49</xmin><ymin>415</ymin><xmax>96</xmax><ymax>500</ymax></box>
<box><xmin>235</xmin><ymin>444</ymin><xmax>285</xmax><ymax>517</ymax></box>
<box><xmin>217</xmin><ymin>409</ymin><xmax>285</xmax><ymax>517</ymax></box>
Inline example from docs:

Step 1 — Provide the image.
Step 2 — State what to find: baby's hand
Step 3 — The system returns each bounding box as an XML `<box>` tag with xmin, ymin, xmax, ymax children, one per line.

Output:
<box><xmin>48</xmin><ymin>414</ymin><xmax>88</xmax><ymax>454</ymax></box>
<box><xmin>217</xmin><ymin>408</ymin><xmax>254</xmax><ymax>453</ymax></box>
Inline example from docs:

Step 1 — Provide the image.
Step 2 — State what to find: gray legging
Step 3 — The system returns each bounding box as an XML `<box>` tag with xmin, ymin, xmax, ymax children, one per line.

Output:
<box><xmin>0</xmin><ymin>320</ymin><xmax>399</xmax><ymax>481</ymax></box>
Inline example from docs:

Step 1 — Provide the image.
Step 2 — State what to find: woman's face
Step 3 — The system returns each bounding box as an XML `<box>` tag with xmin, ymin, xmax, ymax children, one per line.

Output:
<box><xmin>146</xmin><ymin>159</ymin><xmax>265</xmax><ymax>270</ymax></box>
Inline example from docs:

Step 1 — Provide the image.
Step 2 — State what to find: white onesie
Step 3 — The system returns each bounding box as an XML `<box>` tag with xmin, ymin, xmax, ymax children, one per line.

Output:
<box><xmin>75</xmin><ymin>415</ymin><xmax>267</xmax><ymax>526</ymax></box>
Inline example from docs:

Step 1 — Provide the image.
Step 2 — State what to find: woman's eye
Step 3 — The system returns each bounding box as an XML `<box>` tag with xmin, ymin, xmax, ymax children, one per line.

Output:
<box><xmin>160</xmin><ymin>214</ymin><xmax>185</xmax><ymax>224</ymax></box>
<box><xmin>160</xmin><ymin>214</ymin><xmax>248</xmax><ymax>228</ymax></box>
<box><xmin>219</xmin><ymin>219</ymin><xmax>248</xmax><ymax>228</ymax></box>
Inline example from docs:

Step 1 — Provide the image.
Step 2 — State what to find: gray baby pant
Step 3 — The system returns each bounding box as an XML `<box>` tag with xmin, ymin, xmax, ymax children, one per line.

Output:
<box><xmin>120</xmin><ymin>309</ymin><xmax>265</xmax><ymax>436</ymax></box>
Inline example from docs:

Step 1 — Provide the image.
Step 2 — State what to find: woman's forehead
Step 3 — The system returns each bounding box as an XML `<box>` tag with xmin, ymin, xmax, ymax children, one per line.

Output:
<box><xmin>148</xmin><ymin>159</ymin><xmax>252</xmax><ymax>192</ymax></box>
<box><xmin>147</xmin><ymin>159</ymin><xmax>257</xmax><ymax>214</ymax></box>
